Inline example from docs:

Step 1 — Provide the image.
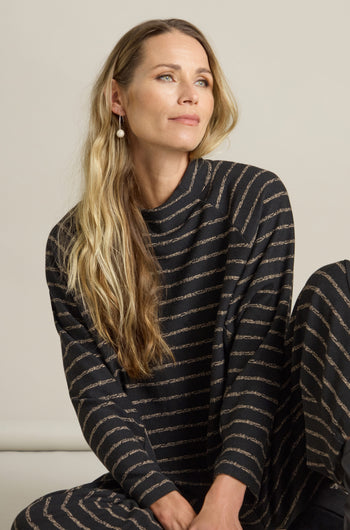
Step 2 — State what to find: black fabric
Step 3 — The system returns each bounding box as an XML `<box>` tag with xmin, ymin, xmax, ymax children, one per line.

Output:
<box><xmin>12</xmin><ymin>160</ymin><xmax>350</xmax><ymax>529</ymax></box>
<box><xmin>341</xmin><ymin>439</ymin><xmax>350</xmax><ymax>529</ymax></box>
<box><xmin>288</xmin><ymin>506</ymin><xmax>343</xmax><ymax>530</ymax></box>
<box><xmin>288</xmin><ymin>481</ymin><xmax>347</xmax><ymax>530</ymax></box>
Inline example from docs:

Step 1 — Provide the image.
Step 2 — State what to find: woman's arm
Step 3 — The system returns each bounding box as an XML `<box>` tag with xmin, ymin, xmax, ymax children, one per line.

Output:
<box><xmin>150</xmin><ymin>491</ymin><xmax>197</xmax><ymax>530</ymax></box>
<box><xmin>198</xmin><ymin>174</ymin><xmax>294</xmax><ymax>527</ymax></box>
<box><xmin>46</xmin><ymin>225</ymin><xmax>177</xmax><ymax>509</ymax></box>
<box><xmin>214</xmin><ymin>175</ymin><xmax>294</xmax><ymax>497</ymax></box>
<box><xmin>189</xmin><ymin>475</ymin><xmax>245</xmax><ymax>530</ymax></box>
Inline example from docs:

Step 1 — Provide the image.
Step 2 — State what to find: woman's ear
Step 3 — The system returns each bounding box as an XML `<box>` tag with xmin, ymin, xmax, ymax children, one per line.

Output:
<box><xmin>111</xmin><ymin>79</ymin><xmax>126</xmax><ymax>116</ymax></box>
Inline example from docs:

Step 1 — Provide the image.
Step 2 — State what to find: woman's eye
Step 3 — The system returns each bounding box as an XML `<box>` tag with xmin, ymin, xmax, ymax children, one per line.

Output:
<box><xmin>195</xmin><ymin>79</ymin><xmax>210</xmax><ymax>87</ymax></box>
<box><xmin>158</xmin><ymin>74</ymin><xmax>174</xmax><ymax>82</ymax></box>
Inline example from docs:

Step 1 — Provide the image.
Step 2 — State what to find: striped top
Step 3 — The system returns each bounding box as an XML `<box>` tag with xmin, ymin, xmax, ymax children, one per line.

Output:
<box><xmin>46</xmin><ymin>158</ymin><xmax>294</xmax><ymax>510</ymax></box>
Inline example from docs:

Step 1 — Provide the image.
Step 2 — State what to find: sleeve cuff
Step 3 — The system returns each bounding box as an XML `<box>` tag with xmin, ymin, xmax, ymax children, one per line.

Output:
<box><xmin>137</xmin><ymin>477</ymin><xmax>178</xmax><ymax>508</ymax></box>
<box><xmin>214</xmin><ymin>457</ymin><xmax>262</xmax><ymax>500</ymax></box>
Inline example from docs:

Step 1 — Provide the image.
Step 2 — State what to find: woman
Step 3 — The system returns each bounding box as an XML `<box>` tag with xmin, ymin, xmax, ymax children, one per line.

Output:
<box><xmin>12</xmin><ymin>18</ymin><xmax>350</xmax><ymax>530</ymax></box>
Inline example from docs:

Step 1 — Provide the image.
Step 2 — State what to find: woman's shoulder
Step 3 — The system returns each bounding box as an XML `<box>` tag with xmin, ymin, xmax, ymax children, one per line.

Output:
<box><xmin>202</xmin><ymin>158</ymin><xmax>287</xmax><ymax>195</ymax></box>
<box><xmin>201</xmin><ymin>158</ymin><xmax>290</xmax><ymax>220</ymax></box>
<box><xmin>46</xmin><ymin>204</ymin><xmax>79</xmax><ymax>265</ymax></box>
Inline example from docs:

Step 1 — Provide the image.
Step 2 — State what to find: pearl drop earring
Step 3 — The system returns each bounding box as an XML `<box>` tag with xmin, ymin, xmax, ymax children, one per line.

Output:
<box><xmin>116</xmin><ymin>115</ymin><xmax>125</xmax><ymax>138</ymax></box>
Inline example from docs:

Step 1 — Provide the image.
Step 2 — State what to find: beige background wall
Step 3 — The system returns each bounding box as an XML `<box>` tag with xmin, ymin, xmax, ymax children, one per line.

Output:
<box><xmin>1</xmin><ymin>0</ymin><xmax>349</xmax><ymax>450</ymax></box>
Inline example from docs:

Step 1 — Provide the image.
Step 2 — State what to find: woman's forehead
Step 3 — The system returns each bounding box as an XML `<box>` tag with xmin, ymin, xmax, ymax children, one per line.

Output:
<box><xmin>139</xmin><ymin>31</ymin><xmax>210</xmax><ymax>70</ymax></box>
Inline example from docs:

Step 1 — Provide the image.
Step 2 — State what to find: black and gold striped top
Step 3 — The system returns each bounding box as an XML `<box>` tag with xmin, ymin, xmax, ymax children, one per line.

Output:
<box><xmin>46</xmin><ymin>158</ymin><xmax>294</xmax><ymax>511</ymax></box>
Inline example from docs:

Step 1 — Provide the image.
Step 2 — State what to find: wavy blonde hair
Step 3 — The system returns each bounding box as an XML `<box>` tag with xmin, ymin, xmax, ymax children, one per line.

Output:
<box><xmin>64</xmin><ymin>19</ymin><xmax>238</xmax><ymax>379</ymax></box>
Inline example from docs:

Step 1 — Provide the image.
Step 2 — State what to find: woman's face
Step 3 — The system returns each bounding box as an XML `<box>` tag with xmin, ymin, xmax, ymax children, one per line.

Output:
<box><xmin>113</xmin><ymin>31</ymin><xmax>215</xmax><ymax>156</ymax></box>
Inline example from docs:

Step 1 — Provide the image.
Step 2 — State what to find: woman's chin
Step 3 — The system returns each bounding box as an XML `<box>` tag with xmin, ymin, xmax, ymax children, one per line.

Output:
<box><xmin>169</xmin><ymin>137</ymin><xmax>204</xmax><ymax>154</ymax></box>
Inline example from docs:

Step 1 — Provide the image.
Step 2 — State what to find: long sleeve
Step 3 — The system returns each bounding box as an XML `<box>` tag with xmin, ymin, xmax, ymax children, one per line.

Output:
<box><xmin>214</xmin><ymin>175</ymin><xmax>294</xmax><ymax>499</ymax></box>
<box><xmin>45</xmin><ymin>225</ymin><xmax>177</xmax><ymax>507</ymax></box>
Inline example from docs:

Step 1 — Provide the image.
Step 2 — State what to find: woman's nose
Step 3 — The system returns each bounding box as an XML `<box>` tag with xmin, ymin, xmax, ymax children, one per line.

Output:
<box><xmin>178</xmin><ymin>83</ymin><xmax>199</xmax><ymax>105</ymax></box>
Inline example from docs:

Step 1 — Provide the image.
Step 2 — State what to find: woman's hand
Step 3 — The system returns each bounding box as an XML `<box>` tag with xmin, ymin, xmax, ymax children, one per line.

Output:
<box><xmin>188</xmin><ymin>474</ymin><xmax>246</xmax><ymax>530</ymax></box>
<box><xmin>150</xmin><ymin>490</ymin><xmax>197</xmax><ymax>530</ymax></box>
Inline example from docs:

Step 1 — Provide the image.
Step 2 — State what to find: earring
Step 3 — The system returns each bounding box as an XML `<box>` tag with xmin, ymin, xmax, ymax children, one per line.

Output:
<box><xmin>116</xmin><ymin>115</ymin><xmax>125</xmax><ymax>138</ymax></box>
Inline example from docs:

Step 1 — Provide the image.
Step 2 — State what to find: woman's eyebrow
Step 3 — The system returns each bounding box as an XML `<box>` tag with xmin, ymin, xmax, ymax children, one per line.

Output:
<box><xmin>152</xmin><ymin>63</ymin><xmax>181</xmax><ymax>70</ymax></box>
<box><xmin>151</xmin><ymin>63</ymin><xmax>213</xmax><ymax>76</ymax></box>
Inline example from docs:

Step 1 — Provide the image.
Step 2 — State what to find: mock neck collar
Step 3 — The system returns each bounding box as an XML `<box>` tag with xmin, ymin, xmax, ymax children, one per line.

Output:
<box><xmin>141</xmin><ymin>158</ymin><xmax>210</xmax><ymax>233</ymax></box>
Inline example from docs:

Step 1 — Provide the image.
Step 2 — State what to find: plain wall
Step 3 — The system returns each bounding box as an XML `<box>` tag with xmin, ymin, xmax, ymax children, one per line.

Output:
<box><xmin>1</xmin><ymin>0</ymin><xmax>349</xmax><ymax>450</ymax></box>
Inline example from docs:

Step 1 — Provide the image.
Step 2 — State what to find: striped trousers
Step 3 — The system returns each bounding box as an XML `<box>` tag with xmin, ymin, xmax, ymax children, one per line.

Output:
<box><xmin>12</xmin><ymin>261</ymin><xmax>350</xmax><ymax>529</ymax></box>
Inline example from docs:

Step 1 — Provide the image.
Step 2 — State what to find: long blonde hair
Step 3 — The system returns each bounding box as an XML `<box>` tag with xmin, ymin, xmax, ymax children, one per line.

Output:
<box><xmin>64</xmin><ymin>19</ymin><xmax>238</xmax><ymax>379</ymax></box>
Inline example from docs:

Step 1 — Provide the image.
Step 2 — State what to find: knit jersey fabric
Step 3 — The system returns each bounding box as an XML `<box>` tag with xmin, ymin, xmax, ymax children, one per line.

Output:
<box><xmin>12</xmin><ymin>159</ymin><xmax>350</xmax><ymax>529</ymax></box>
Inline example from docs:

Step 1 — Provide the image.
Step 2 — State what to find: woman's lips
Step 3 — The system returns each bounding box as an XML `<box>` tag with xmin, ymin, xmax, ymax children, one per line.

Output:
<box><xmin>170</xmin><ymin>115</ymin><xmax>200</xmax><ymax>126</ymax></box>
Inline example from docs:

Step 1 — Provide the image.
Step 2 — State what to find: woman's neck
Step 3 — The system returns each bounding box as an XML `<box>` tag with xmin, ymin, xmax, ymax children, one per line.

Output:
<box><xmin>131</xmin><ymin>148</ymin><xmax>190</xmax><ymax>209</ymax></box>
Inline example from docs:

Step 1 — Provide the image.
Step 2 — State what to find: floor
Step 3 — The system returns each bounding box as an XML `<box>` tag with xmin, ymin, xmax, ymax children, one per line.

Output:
<box><xmin>0</xmin><ymin>451</ymin><xmax>106</xmax><ymax>529</ymax></box>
